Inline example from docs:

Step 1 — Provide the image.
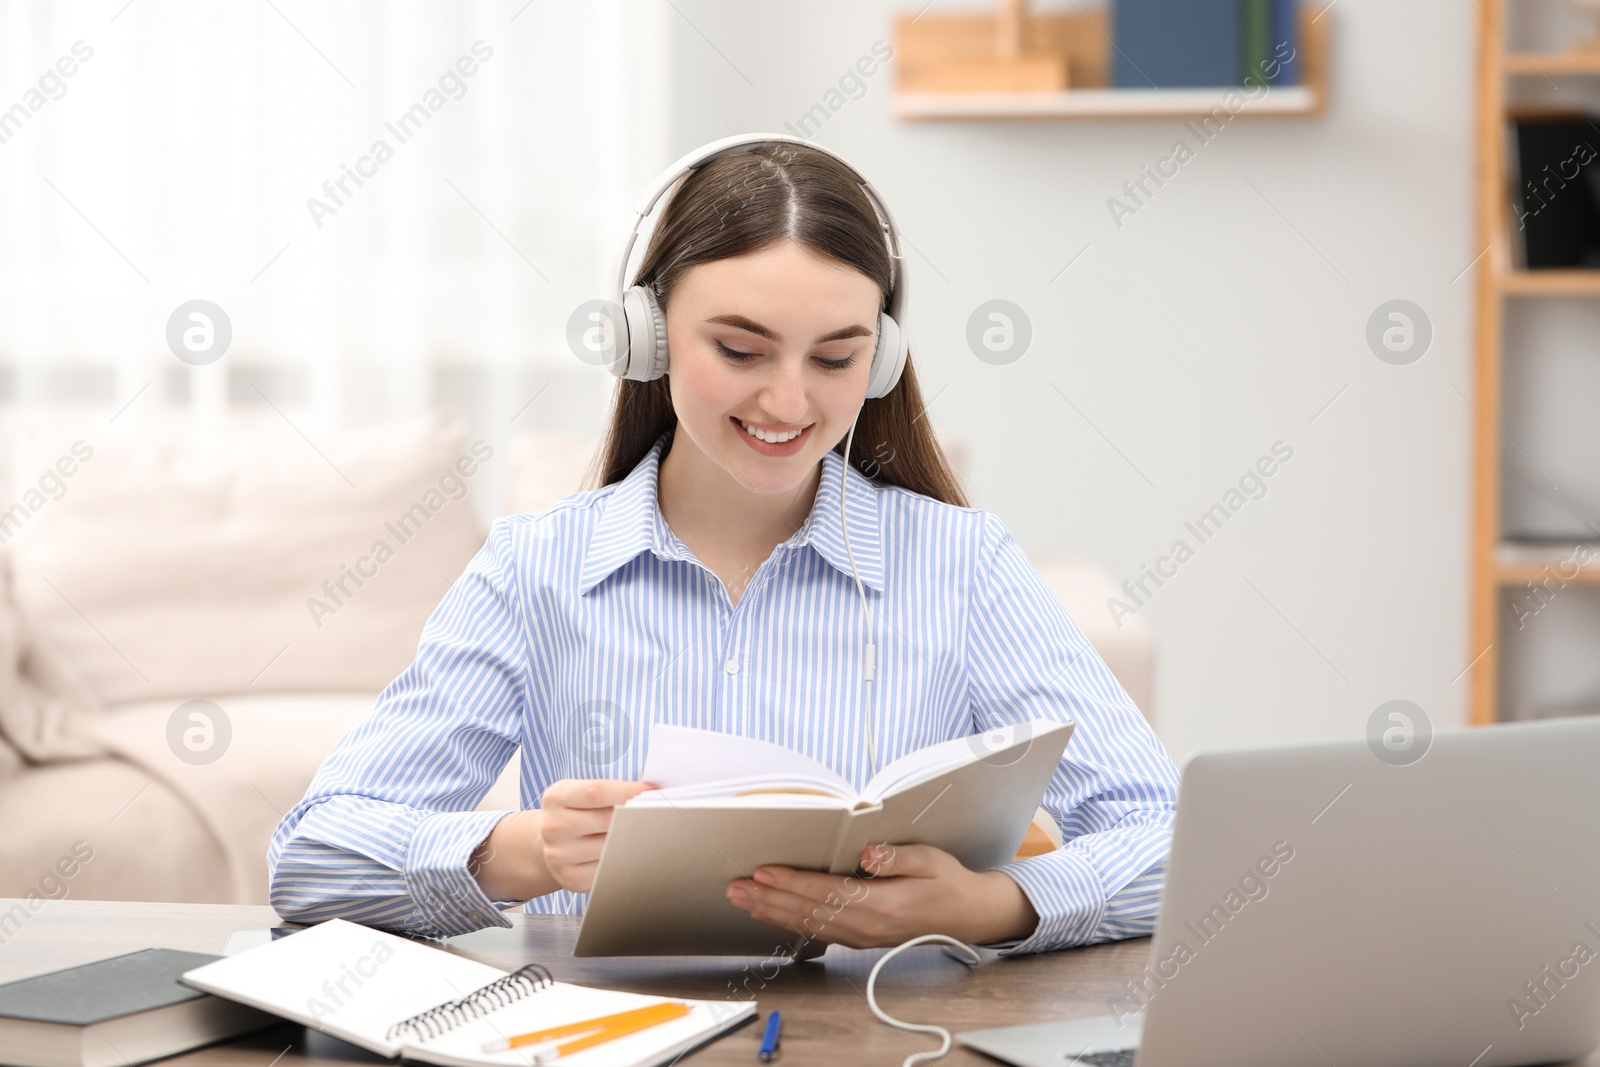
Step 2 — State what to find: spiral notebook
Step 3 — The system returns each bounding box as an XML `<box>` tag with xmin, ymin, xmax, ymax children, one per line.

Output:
<box><xmin>179</xmin><ymin>919</ymin><xmax>756</xmax><ymax>1067</ymax></box>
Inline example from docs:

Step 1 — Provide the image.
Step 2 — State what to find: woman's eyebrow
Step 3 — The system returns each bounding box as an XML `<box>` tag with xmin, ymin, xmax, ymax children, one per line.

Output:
<box><xmin>706</xmin><ymin>313</ymin><xmax>873</xmax><ymax>344</ymax></box>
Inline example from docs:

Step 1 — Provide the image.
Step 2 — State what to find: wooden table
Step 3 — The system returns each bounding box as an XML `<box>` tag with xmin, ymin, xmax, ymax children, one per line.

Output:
<box><xmin>9</xmin><ymin>901</ymin><xmax>1597</xmax><ymax>1066</ymax></box>
<box><xmin>0</xmin><ymin>899</ymin><xmax>1153</xmax><ymax>1065</ymax></box>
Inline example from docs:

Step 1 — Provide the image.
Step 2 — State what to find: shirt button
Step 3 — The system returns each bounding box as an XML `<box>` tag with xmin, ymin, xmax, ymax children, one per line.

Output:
<box><xmin>724</xmin><ymin>658</ymin><xmax>739</xmax><ymax>674</ymax></box>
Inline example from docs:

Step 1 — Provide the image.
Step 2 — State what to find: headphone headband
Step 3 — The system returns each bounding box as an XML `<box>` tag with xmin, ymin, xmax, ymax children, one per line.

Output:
<box><xmin>613</xmin><ymin>134</ymin><xmax>905</xmax><ymax>302</ymax></box>
<box><xmin>605</xmin><ymin>133</ymin><xmax>910</xmax><ymax>400</ymax></box>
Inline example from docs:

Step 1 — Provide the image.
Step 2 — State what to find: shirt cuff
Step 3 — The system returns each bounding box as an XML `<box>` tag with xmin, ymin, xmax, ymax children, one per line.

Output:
<box><xmin>403</xmin><ymin>808</ymin><xmax>519</xmax><ymax>937</ymax></box>
<box><xmin>987</xmin><ymin>846</ymin><xmax>1107</xmax><ymax>956</ymax></box>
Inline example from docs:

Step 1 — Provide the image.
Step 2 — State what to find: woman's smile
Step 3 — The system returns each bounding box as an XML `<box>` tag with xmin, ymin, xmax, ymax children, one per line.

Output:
<box><xmin>731</xmin><ymin>415</ymin><xmax>813</xmax><ymax>456</ymax></box>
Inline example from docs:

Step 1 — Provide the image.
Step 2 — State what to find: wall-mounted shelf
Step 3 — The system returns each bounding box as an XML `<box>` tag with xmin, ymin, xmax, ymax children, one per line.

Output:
<box><xmin>893</xmin><ymin>84</ymin><xmax>1320</xmax><ymax>119</ymax></box>
<box><xmin>891</xmin><ymin>4</ymin><xmax>1328</xmax><ymax>120</ymax></box>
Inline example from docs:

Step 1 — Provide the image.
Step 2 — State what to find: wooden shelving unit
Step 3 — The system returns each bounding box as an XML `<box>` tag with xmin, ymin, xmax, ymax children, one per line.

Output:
<box><xmin>1500</xmin><ymin>268</ymin><xmax>1600</xmax><ymax>295</ymax></box>
<box><xmin>1504</xmin><ymin>49</ymin><xmax>1600</xmax><ymax>74</ymax></box>
<box><xmin>1469</xmin><ymin>1</ymin><xmax>1600</xmax><ymax>723</ymax></box>
<box><xmin>892</xmin><ymin>3</ymin><xmax>1329</xmax><ymax>120</ymax></box>
<box><xmin>1493</xmin><ymin>542</ymin><xmax>1600</xmax><ymax>584</ymax></box>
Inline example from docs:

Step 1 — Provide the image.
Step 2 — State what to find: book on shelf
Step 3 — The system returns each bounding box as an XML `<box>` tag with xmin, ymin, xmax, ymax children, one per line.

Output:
<box><xmin>1114</xmin><ymin>0</ymin><xmax>1243</xmax><ymax>88</ymax></box>
<box><xmin>1243</xmin><ymin>0</ymin><xmax>1271</xmax><ymax>84</ymax></box>
<box><xmin>574</xmin><ymin>719</ymin><xmax>1073</xmax><ymax>958</ymax></box>
<box><xmin>1270</xmin><ymin>0</ymin><xmax>1302</xmax><ymax>84</ymax></box>
<box><xmin>1111</xmin><ymin>0</ymin><xmax>1301</xmax><ymax>90</ymax></box>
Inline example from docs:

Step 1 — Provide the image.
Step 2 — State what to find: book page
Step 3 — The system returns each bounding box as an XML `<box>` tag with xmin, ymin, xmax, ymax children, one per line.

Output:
<box><xmin>835</xmin><ymin>720</ymin><xmax>1076</xmax><ymax>873</ymax></box>
<box><xmin>630</xmin><ymin>773</ymin><xmax>855</xmax><ymax>805</ymax></box>
<box><xmin>639</xmin><ymin>724</ymin><xmax>855</xmax><ymax>797</ymax></box>
<box><xmin>862</xmin><ymin>720</ymin><xmax>1069</xmax><ymax>803</ymax></box>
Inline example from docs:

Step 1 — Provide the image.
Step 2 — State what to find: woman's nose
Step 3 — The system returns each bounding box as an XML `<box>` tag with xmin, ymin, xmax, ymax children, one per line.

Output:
<box><xmin>759</xmin><ymin>361</ymin><xmax>807</xmax><ymax>420</ymax></box>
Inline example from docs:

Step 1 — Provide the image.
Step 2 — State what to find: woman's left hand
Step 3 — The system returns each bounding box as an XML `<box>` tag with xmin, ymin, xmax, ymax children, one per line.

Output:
<box><xmin>725</xmin><ymin>842</ymin><xmax>1039</xmax><ymax>948</ymax></box>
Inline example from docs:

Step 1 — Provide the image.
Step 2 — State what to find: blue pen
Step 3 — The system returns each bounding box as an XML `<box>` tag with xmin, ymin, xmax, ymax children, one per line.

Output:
<box><xmin>757</xmin><ymin>1010</ymin><xmax>782</xmax><ymax>1062</ymax></box>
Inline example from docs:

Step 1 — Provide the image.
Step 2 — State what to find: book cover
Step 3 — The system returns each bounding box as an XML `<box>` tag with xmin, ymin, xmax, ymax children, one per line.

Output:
<box><xmin>0</xmin><ymin>949</ymin><xmax>222</xmax><ymax>1025</ymax></box>
<box><xmin>1269</xmin><ymin>0</ymin><xmax>1301</xmax><ymax>84</ymax></box>
<box><xmin>1243</xmin><ymin>0</ymin><xmax>1270</xmax><ymax>87</ymax></box>
<box><xmin>1112</xmin><ymin>0</ymin><xmax>1244</xmax><ymax>89</ymax></box>
<box><xmin>0</xmin><ymin>948</ymin><xmax>275</xmax><ymax>1067</ymax></box>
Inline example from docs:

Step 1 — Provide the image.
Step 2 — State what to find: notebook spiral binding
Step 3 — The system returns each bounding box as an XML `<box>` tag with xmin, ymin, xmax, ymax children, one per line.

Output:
<box><xmin>385</xmin><ymin>963</ymin><xmax>555</xmax><ymax>1044</ymax></box>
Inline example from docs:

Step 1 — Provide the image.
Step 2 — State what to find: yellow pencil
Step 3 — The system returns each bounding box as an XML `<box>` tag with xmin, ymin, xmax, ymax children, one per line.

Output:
<box><xmin>481</xmin><ymin>1001</ymin><xmax>691</xmax><ymax>1053</ymax></box>
<box><xmin>543</xmin><ymin>1003</ymin><xmax>692</xmax><ymax>1058</ymax></box>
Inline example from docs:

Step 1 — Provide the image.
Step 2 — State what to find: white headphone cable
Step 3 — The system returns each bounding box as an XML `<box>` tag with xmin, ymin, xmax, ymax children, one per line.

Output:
<box><xmin>839</xmin><ymin>409</ymin><xmax>878</xmax><ymax>778</ymax></box>
<box><xmin>866</xmin><ymin>935</ymin><xmax>983</xmax><ymax>1067</ymax></box>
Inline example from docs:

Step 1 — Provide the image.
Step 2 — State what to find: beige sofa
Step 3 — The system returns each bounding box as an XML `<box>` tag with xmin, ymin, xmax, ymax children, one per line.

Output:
<box><xmin>0</xmin><ymin>412</ymin><xmax>1153</xmax><ymax>906</ymax></box>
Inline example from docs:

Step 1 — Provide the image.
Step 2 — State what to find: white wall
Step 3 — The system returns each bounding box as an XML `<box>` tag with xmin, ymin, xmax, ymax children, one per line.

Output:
<box><xmin>656</xmin><ymin>0</ymin><xmax>1479</xmax><ymax>764</ymax></box>
<box><xmin>0</xmin><ymin>0</ymin><xmax>669</xmax><ymax>526</ymax></box>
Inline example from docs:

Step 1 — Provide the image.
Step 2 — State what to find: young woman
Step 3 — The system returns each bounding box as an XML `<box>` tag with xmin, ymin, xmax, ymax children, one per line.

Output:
<box><xmin>268</xmin><ymin>136</ymin><xmax>1180</xmax><ymax>957</ymax></box>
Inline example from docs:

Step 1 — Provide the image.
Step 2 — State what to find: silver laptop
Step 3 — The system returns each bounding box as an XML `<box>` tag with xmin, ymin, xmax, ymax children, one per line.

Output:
<box><xmin>958</xmin><ymin>716</ymin><xmax>1600</xmax><ymax>1067</ymax></box>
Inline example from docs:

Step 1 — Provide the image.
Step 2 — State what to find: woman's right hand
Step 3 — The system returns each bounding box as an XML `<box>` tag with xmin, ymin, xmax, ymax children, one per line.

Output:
<box><xmin>471</xmin><ymin>779</ymin><xmax>651</xmax><ymax>902</ymax></box>
<box><xmin>536</xmin><ymin>779</ymin><xmax>653</xmax><ymax>893</ymax></box>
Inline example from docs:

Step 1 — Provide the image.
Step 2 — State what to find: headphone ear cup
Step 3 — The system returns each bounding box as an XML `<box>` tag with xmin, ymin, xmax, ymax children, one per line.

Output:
<box><xmin>865</xmin><ymin>312</ymin><xmax>906</xmax><ymax>399</ymax></box>
<box><xmin>618</xmin><ymin>285</ymin><xmax>670</xmax><ymax>382</ymax></box>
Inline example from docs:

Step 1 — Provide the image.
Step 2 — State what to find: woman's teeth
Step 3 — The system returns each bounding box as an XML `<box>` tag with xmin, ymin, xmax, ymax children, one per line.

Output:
<box><xmin>737</xmin><ymin>418</ymin><xmax>804</xmax><ymax>444</ymax></box>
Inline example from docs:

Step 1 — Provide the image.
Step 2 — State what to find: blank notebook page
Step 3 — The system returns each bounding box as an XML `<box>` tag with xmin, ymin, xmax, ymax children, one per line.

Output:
<box><xmin>180</xmin><ymin>919</ymin><xmax>507</xmax><ymax>1056</ymax></box>
<box><xmin>182</xmin><ymin>918</ymin><xmax>755</xmax><ymax>1067</ymax></box>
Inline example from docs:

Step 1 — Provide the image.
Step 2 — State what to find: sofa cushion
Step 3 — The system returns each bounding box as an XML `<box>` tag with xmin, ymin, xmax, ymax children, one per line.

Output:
<box><xmin>0</xmin><ymin>756</ymin><xmax>232</xmax><ymax>905</ymax></box>
<box><xmin>8</xmin><ymin>409</ymin><xmax>491</xmax><ymax>707</ymax></box>
<box><xmin>74</xmin><ymin>690</ymin><xmax>523</xmax><ymax>905</ymax></box>
<box><xmin>0</xmin><ymin>546</ymin><xmax>108</xmax><ymax>764</ymax></box>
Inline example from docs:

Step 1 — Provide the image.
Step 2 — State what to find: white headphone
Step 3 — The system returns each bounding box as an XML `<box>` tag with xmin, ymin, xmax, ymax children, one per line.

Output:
<box><xmin>603</xmin><ymin>133</ymin><xmax>910</xmax><ymax>401</ymax></box>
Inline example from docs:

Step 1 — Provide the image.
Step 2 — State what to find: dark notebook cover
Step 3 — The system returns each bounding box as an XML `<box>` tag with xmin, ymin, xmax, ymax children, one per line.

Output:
<box><xmin>0</xmin><ymin>948</ymin><xmax>221</xmax><ymax>1025</ymax></box>
<box><xmin>1112</xmin><ymin>0</ymin><xmax>1244</xmax><ymax>89</ymax></box>
<box><xmin>1514</xmin><ymin>116</ymin><xmax>1600</xmax><ymax>269</ymax></box>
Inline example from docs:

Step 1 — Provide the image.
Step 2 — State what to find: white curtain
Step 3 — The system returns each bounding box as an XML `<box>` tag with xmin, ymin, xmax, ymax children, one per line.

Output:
<box><xmin>0</xmin><ymin>0</ymin><xmax>668</xmax><ymax>518</ymax></box>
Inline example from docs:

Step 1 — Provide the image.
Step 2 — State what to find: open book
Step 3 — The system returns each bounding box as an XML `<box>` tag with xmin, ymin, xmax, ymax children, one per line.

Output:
<box><xmin>181</xmin><ymin>919</ymin><xmax>755</xmax><ymax>1067</ymax></box>
<box><xmin>575</xmin><ymin>719</ymin><xmax>1073</xmax><ymax>958</ymax></box>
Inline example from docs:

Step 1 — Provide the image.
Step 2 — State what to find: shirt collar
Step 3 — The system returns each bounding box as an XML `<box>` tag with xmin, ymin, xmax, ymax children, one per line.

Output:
<box><xmin>579</xmin><ymin>426</ymin><xmax>885</xmax><ymax>596</ymax></box>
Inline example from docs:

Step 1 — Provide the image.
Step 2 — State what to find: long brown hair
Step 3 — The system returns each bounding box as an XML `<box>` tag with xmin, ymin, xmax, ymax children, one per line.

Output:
<box><xmin>583</xmin><ymin>140</ymin><xmax>968</xmax><ymax>509</ymax></box>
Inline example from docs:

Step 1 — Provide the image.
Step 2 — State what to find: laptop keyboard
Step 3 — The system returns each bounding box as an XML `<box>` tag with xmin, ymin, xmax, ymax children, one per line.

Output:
<box><xmin>1070</xmin><ymin>1050</ymin><xmax>1138</xmax><ymax>1067</ymax></box>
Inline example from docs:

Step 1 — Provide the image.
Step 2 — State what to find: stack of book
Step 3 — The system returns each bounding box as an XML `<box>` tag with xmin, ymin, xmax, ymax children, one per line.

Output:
<box><xmin>1112</xmin><ymin>0</ymin><xmax>1301</xmax><ymax>89</ymax></box>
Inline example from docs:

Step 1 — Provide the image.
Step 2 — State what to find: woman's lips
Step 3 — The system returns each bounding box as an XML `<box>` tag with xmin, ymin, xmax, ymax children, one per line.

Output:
<box><xmin>731</xmin><ymin>416</ymin><xmax>811</xmax><ymax>456</ymax></box>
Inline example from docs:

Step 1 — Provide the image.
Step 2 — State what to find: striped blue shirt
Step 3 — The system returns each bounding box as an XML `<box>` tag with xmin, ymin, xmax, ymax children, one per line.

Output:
<box><xmin>268</xmin><ymin>427</ymin><xmax>1180</xmax><ymax>955</ymax></box>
